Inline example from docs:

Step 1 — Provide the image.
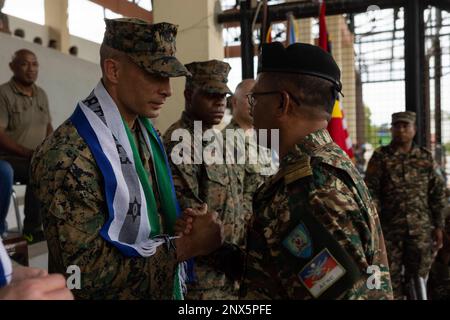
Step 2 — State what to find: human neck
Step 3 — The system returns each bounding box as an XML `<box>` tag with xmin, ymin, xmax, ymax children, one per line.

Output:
<box><xmin>392</xmin><ymin>140</ymin><xmax>413</xmax><ymax>153</ymax></box>
<box><xmin>185</xmin><ymin>108</ymin><xmax>213</xmax><ymax>131</ymax></box>
<box><xmin>233</xmin><ymin>116</ymin><xmax>252</xmax><ymax>131</ymax></box>
<box><xmin>279</xmin><ymin>119</ymin><xmax>327</xmax><ymax>159</ymax></box>
<box><xmin>13</xmin><ymin>78</ymin><xmax>33</xmax><ymax>96</ymax></box>
<box><xmin>103</xmin><ymin>79</ymin><xmax>137</xmax><ymax>128</ymax></box>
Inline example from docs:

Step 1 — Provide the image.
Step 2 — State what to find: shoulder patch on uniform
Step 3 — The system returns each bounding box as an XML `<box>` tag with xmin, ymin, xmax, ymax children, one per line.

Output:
<box><xmin>298</xmin><ymin>248</ymin><xmax>346</xmax><ymax>298</ymax></box>
<box><xmin>282</xmin><ymin>222</ymin><xmax>313</xmax><ymax>258</ymax></box>
<box><xmin>284</xmin><ymin>156</ymin><xmax>313</xmax><ymax>185</ymax></box>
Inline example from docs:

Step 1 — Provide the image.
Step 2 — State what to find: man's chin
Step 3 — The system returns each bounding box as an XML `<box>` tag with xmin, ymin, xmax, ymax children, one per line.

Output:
<box><xmin>143</xmin><ymin>110</ymin><xmax>161</xmax><ymax>119</ymax></box>
<box><xmin>211</xmin><ymin>116</ymin><xmax>224</xmax><ymax>125</ymax></box>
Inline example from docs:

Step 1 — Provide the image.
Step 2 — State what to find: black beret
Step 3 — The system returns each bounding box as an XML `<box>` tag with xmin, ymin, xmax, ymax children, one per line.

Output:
<box><xmin>259</xmin><ymin>42</ymin><xmax>342</xmax><ymax>94</ymax></box>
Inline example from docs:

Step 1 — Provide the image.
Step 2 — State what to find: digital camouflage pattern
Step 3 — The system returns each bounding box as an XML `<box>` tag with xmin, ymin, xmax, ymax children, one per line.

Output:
<box><xmin>365</xmin><ymin>143</ymin><xmax>446</xmax><ymax>298</ymax></box>
<box><xmin>185</xmin><ymin>60</ymin><xmax>232</xmax><ymax>95</ymax></box>
<box><xmin>103</xmin><ymin>18</ymin><xmax>190</xmax><ymax>78</ymax></box>
<box><xmin>391</xmin><ymin>111</ymin><xmax>416</xmax><ymax>125</ymax></box>
<box><xmin>30</xmin><ymin>120</ymin><xmax>179</xmax><ymax>300</ymax></box>
<box><xmin>241</xmin><ymin>129</ymin><xmax>393</xmax><ymax>300</ymax></box>
<box><xmin>163</xmin><ymin>112</ymin><xmax>244</xmax><ymax>299</ymax></box>
<box><xmin>222</xmin><ymin>119</ymin><xmax>273</xmax><ymax>224</ymax></box>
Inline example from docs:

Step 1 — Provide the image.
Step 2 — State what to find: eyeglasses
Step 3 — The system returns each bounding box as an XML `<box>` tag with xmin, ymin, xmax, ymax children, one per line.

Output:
<box><xmin>246</xmin><ymin>91</ymin><xmax>300</xmax><ymax>109</ymax></box>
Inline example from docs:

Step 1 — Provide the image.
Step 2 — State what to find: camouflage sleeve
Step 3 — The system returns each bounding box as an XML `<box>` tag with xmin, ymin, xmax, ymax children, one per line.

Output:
<box><xmin>33</xmin><ymin>152</ymin><xmax>177</xmax><ymax>299</ymax></box>
<box><xmin>364</xmin><ymin>150</ymin><xmax>383</xmax><ymax>212</ymax></box>
<box><xmin>170</xmin><ymin>162</ymin><xmax>203</xmax><ymax>210</ymax></box>
<box><xmin>164</xmin><ymin>134</ymin><xmax>203</xmax><ymax>211</ymax></box>
<box><xmin>310</xmin><ymin>166</ymin><xmax>392</xmax><ymax>299</ymax></box>
<box><xmin>242</xmin><ymin>167</ymin><xmax>264</xmax><ymax>223</ymax></box>
<box><xmin>428</xmin><ymin>158</ymin><xmax>447</xmax><ymax>229</ymax></box>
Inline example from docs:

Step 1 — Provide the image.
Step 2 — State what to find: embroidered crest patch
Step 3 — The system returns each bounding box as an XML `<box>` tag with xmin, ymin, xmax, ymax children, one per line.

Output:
<box><xmin>282</xmin><ymin>222</ymin><xmax>313</xmax><ymax>259</ymax></box>
<box><xmin>298</xmin><ymin>248</ymin><xmax>346</xmax><ymax>298</ymax></box>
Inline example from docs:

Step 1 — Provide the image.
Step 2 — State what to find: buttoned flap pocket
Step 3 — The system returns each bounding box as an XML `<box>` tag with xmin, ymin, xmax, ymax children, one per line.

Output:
<box><xmin>406</xmin><ymin>159</ymin><xmax>430</xmax><ymax>184</ymax></box>
<box><xmin>37</xmin><ymin>101</ymin><xmax>48</xmax><ymax>114</ymax></box>
<box><xmin>36</xmin><ymin>101</ymin><xmax>51</xmax><ymax>125</ymax></box>
<box><xmin>205</xmin><ymin>164</ymin><xmax>230</xmax><ymax>186</ymax></box>
<box><xmin>9</xmin><ymin>103</ymin><xmax>23</xmax><ymax>130</ymax></box>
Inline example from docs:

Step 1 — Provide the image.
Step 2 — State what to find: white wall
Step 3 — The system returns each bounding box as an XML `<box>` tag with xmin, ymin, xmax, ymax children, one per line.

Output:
<box><xmin>70</xmin><ymin>35</ymin><xmax>100</xmax><ymax>64</ymax></box>
<box><xmin>8</xmin><ymin>15</ymin><xmax>49</xmax><ymax>45</ymax></box>
<box><xmin>8</xmin><ymin>15</ymin><xmax>100</xmax><ymax>64</ymax></box>
<box><xmin>0</xmin><ymin>32</ymin><xmax>101</xmax><ymax>127</ymax></box>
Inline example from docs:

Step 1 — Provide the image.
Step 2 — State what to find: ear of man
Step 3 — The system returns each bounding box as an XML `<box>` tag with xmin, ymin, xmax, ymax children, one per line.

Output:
<box><xmin>103</xmin><ymin>59</ymin><xmax>121</xmax><ymax>84</ymax></box>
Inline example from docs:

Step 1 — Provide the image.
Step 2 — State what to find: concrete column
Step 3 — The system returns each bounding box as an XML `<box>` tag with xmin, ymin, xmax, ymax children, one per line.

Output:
<box><xmin>327</xmin><ymin>14</ymin><xmax>357</xmax><ymax>144</ymax></box>
<box><xmin>153</xmin><ymin>0</ymin><xmax>224</xmax><ymax>133</ymax></box>
<box><xmin>341</xmin><ymin>32</ymin><xmax>357</xmax><ymax>142</ymax></box>
<box><xmin>285</xmin><ymin>0</ymin><xmax>312</xmax><ymax>44</ymax></box>
<box><xmin>298</xmin><ymin>18</ymin><xmax>313</xmax><ymax>45</ymax></box>
<box><xmin>44</xmin><ymin>0</ymin><xmax>70</xmax><ymax>53</ymax></box>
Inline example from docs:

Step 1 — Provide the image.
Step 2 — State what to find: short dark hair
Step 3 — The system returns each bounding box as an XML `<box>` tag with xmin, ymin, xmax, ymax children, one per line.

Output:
<box><xmin>261</xmin><ymin>72</ymin><xmax>337</xmax><ymax>119</ymax></box>
<box><xmin>99</xmin><ymin>43</ymin><xmax>126</xmax><ymax>75</ymax></box>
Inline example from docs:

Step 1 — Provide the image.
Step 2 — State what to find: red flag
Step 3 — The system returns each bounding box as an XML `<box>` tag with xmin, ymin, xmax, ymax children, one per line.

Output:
<box><xmin>318</xmin><ymin>1</ymin><xmax>328</xmax><ymax>52</ymax></box>
<box><xmin>327</xmin><ymin>98</ymin><xmax>354</xmax><ymax>159</ymax></box>
<box><xmin>319</xmin><ymin>1</ymin><xmax>354</xmax><ymax>159</ymax></box>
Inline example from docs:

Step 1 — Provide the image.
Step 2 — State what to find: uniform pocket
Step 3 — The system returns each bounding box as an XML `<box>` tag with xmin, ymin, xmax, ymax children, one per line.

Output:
<box><xmin>205</xmin><ymin>164</ymin><xmax>230</xmax><ymax>186</ymax></box>
<box><xmin>9</xmin><ymin>104</ymin><xmax>23</xmax><ymax>130</ymax></box>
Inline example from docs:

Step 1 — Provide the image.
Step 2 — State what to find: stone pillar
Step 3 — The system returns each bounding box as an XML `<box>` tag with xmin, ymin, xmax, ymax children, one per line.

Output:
<box><xmin>44</xmin><ymin>0</ymin><xmax>70</xmax><ymax>53</ymax></box>
<box><xmin>152</xmin><ymin>0</ymin><xmax>224</xmax><ymax>133</ymax></box>
<box><xmin>327</xmin><ymin>15</ymin><xmax>357</xmax><ymax>144</ymax></box>
<box><xmin>298</xmin><ymin>18</ymin><xmax>313</xmax><ymax>44</ymax></box>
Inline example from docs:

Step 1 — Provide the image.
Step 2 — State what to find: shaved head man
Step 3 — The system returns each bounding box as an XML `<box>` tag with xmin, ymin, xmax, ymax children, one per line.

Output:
<box><xmin>230</xmin><ymin>79</ymin><xmax>255</xmax><ymax>131</ymax></box>
<box><xmin>0</xmin><ymin>49</ymin><xmax>52</xmax><ymax>243</ymax></box>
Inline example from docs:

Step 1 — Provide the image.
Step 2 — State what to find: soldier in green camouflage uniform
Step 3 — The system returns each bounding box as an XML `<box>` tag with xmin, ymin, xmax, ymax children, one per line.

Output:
<box><xmin>365</xmin><ymin>111</ymin><xmax>446</xmax><ymax>299</ymax></box>
<box><xmin>222</xmin><ymin>79</ymin><xmax>276</xmax><ymax>225</ymax></box>
<box><xmin>164</xmin><ymin>60</ymin><xmax>246</xmax><ymax>299</ymax></box>
<box><xmin>237</xmin><ymin>42</ymin><xmax>393</xmax><ymax>299</ymax></box>
<box><xmin>30</xmin><ymin>18</ymin><xmax>223</xmax><ymax>300</ymax></box>
<box><xmin>428</xmin><ymin>210</ymin><xmax>450</xmax><ymax>300</ymax></box>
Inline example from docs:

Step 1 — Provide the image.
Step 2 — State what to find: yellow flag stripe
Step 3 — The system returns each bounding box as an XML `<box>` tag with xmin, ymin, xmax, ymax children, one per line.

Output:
<box><xmin>331</xmin><ymin>100</ymin><xmax>342</xmax><ymax>118</ymax></box>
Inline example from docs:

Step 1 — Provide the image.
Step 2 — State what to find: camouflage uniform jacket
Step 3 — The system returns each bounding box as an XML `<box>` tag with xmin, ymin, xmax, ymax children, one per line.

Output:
<box><xmin>30</xmin><ymin>120</ymin><xmax>178</xmax><ymax>300</ymax></box>
<box><xmin>163</xmin><ymin>112</ymin><xmax>244</xmax><ymax>299</ymax></box>
<box><xmin>241</xmin><ymin>129</ymin><xmax>393</xmax><ymax>299</ymax></box>
<box><xmin>222</xmin><ymin>119</ymin><xmax>270</xmax><ymax>224</ymax></box>
<box><xmin>365</xmin><ymin>143</ymin><xmax>446</xmax><ymax>232</ymax></box>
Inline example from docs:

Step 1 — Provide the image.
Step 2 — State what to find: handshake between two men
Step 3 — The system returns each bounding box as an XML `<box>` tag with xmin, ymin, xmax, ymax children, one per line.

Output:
<box><xmin>173</xmin><ymin>204</ymin><xmax>225</xmax><ymax>262</ymax></box>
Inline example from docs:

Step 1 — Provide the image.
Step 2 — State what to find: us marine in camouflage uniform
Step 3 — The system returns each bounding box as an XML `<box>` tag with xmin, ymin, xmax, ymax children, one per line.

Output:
<box><xmin>237</xmin><ymin>42</ymin><xmax>393</xmax><ymax>299</ymax></box>
<box><xmin>30</xmin><ymin>18</ymin><xmax>223</xmax><ymax>300</ymax></box>
<box><xmin>222</xmin><ymin>79</ymin><xmax>277</xmax><ymax>225</ymax></box>
<box><xmin>163</xmin><ymin>60</ymin><xmax>245</xmax><ymax>299</ymax></box>
<box><xmin>365</xmin><ymin>111</ymin><xmax>446</xmax><ymax>299</ymax></box>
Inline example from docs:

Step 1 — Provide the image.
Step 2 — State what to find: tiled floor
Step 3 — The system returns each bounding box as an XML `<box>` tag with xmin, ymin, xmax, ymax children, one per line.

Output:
<box><xmin>28</xmin><ymin>241</ymin><xmax>48</xmax><ymax>270</ymax></box>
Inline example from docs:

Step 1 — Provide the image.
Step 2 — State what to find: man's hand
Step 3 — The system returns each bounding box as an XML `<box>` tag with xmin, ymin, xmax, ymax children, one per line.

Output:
<box><xmin>174</xmin><ymin>215</ymin><xmax>193</xmax><ymax>236</ymax></box>
<box><xmin>175</xmin><ymin>209</ymin><xmax>224</xmax><ymax>261</ymax></box>
<box><xmin>0</xmin><ymin>274</ymin><xmax>74</xmax><ymax>300</ymax></box>
<box><xmin>12</xmin><ymin>265</ymin><xmax>47</xmax><ymax>282</ymax></box>
<box><xmin>433</xmin><ymin>227</ymin><xmax>444</xmax><ymax>250</ymax></box>
<box><xmin>174</xmin><ymin>204</ymin><xmax>208</xmax><ymax>236</ymax></box>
